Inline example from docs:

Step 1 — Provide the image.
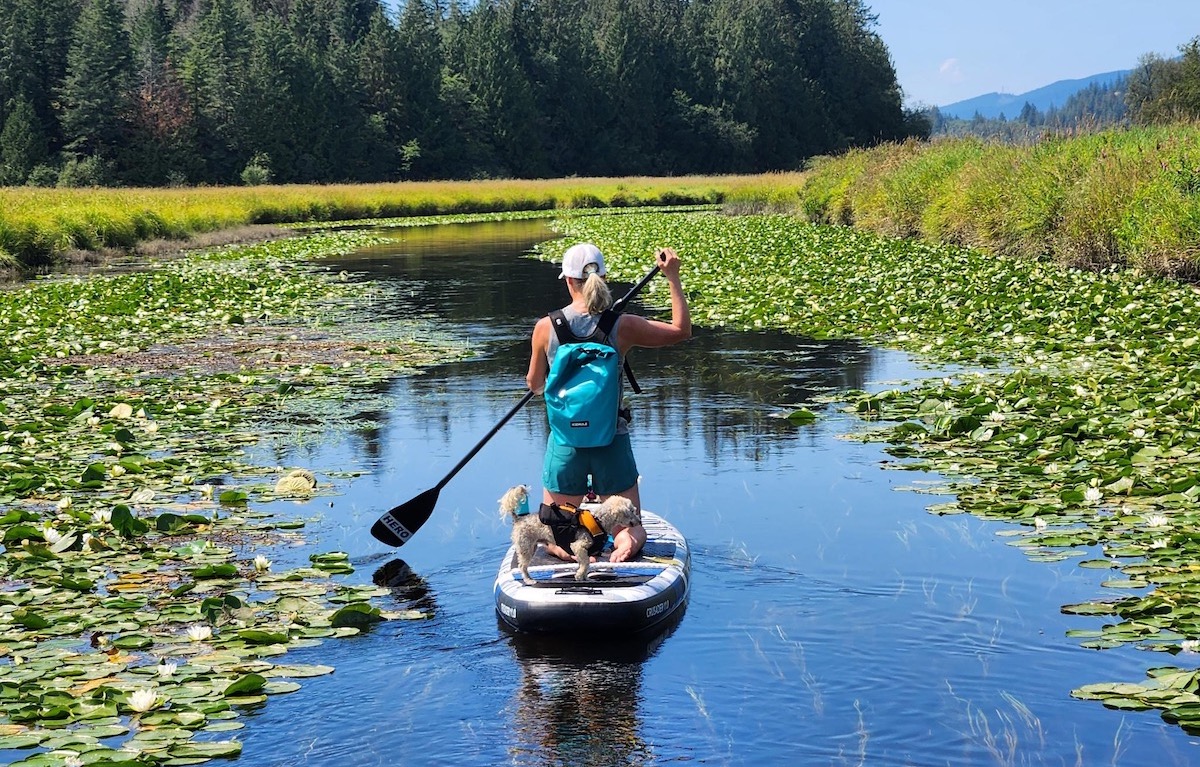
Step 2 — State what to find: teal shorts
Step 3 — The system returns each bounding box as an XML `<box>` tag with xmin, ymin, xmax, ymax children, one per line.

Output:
<box><xmin>542</xmin><ymin>432</ymin><xmax>639</xmax><ymax>496</ymax></box>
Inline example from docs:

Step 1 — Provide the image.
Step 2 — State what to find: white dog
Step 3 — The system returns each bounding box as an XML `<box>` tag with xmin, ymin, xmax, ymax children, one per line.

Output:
<box><xmin>499</xmin><ymin>485</ymin><xmax>641</xmax><ymax>585</ymax></box>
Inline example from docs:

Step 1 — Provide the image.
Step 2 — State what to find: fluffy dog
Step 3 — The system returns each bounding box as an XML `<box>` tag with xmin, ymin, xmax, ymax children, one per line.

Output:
<box><xmin>498</xmin><ymin>485</ymin><xmax>641</xmax><ymax>585</ymax></box>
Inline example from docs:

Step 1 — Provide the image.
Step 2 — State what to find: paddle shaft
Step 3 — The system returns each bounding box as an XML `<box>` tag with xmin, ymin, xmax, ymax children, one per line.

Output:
<box><xmin>612</xmin><ymin>264</ymin><xmax>660</xmax><ymax>315</ymax></box>
<box><xmin>434</xmin><ymin>389</ymin><xmax>535</xmax><ymax>492</ymax></box>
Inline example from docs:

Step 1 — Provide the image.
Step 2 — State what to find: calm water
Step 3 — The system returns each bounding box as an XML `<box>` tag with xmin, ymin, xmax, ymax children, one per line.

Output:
<box><xmin>232</xmin><ymin>220</ymin><xmax>1196</xmax><ymax>766</ymax></box>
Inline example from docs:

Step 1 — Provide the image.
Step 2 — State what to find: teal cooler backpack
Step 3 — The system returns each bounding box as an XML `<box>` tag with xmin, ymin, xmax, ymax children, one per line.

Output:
<box><xmin>544</xmin><ymin>309</ymin><xmax>639</xmax><ymax>448</ymax></box>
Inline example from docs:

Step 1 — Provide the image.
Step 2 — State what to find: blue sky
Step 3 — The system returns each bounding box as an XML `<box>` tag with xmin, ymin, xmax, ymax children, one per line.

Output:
<box><xmin>866</xmin><ymin>1</ymin><xmax>1200</xmax><ymax>107</ymax></box>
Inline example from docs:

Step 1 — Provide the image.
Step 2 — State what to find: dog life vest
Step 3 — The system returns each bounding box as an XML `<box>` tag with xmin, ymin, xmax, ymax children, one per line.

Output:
<box><xmin>544</xmin><ymin>308</ymin><xmax>638</xmax><ymax>448</ymax></box>
<box><xmin>539</xmin><ymin>502</ymin><xmax>607</xmax><ymax>557</ymax></box>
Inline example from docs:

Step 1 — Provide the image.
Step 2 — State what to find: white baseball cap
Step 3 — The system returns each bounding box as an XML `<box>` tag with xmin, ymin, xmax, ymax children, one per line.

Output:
<box><xmin>558</xmin><ymin>243</ymin><xmax>606</xmax><ymax>279</ymax></box>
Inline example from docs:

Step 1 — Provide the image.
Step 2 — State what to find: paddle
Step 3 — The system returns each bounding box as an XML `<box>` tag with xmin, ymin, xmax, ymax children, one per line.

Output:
<box><xmin>370</xmin><ymin>259</ymin><xmax>663</xmax><ymax>547</ymax></box>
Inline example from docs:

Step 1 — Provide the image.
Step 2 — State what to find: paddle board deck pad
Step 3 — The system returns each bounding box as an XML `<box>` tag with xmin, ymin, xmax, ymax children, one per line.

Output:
<box><xmin>494</xmin><ymin>510</ymin><xmax>689</xmax><ymax>634</ymax></box>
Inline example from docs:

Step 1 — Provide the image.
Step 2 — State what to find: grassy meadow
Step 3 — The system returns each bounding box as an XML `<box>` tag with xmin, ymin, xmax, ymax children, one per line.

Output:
<box><xmin>0</xmin><ymin>174</ymin><xmax>803</xmax><ymax>271</ymax></box>
<box><xmin>792</xmin><ymin>123</ymin><xmax>1200</xmax><ymax>277</ymax></box>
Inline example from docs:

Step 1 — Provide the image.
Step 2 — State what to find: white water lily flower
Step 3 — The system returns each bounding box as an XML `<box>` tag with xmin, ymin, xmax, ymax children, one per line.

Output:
<box><xmin>254</xmin><ymin>555</ymin><xmax>272</xmax><ymax>573</ymax></box>
<box><xmin>1146</xmin><ymin>514</ymin><xmax>1170</xmax><ymax>528</ymax></box>
<box><xmin>1183</xmin><ymin>640</ymin><xmax>1200</xmax><ymax>654</ymax></box>
<box><xmin>108</xmin><ymin>403</ymin><xmax>134</xmax><ymax>419</ymax></box>
<box><xmin>128</xmin><ymin>688</ymin><xmax>158</xmax><ymax>713</ymax></box>
<box><xmin>62</xmin><ymin>755</ymin><xmax>83</xmax><ymax>767</ymax></box>
<box><xmin>109</xmin><ymin>464</ymin><xmax>127</xmax><ymax>478</ymax></box>
<box><xmin>157</xmin><ymin>661</ymin><xmax>178</xmax><ymax>678</ymax></box>
<box><xmin>42</xmin><ymin>526</ymin><xmax>63</xmax><ymax>545</ymax></box>
<box><xmin>198</xmin><ymin>484</ymin><xmax>214</xmax><ymax>500</ymax></box>
<box><xmin>56</xmin><ymin>496</ymin><xmax>72</xmax><ymax>511</ymax></box>
<box><xmin>143</xmin><ymin>420</ymin><xmax>160</xmax><ymax>434</ymax></box>
<box><xmin>1150</xmin><ymin>538</ymin><xmax>1169</xmax><ymax>550</ymax></box>
<box><xmin>87</xmin><ymin>415</ymin><xmax>100</xmax><ymax>427</ymax></box>
<box><xmin>92</xmin><ymin>507</ymin><xmax>112</xmax><ymax>524</ymax></box>
<box><xmin>1084</xmin><ymin>487</ymin><xmax>1103</xmax><ymax>504</ymax></box>
<box><xmin>1132</xmin><ymin>428</ymin><xmax>1146</xmax><ymax>439</ymax></box>
<box><xmin>1034</xmin><ymin>517</ymin><xmax>1048</xmax><ymax>531</ymax></box>
<box><xmin>186</xmin><ymin>624</ymin><xmax>213</xmax><ymax>642</ymax></box>
<box><xmin>21</xmin><ymin>434</ymin><xmax>36</xmax><ymax>448</ymax></box>
<box><xmin>1044</xmin><ymin>463</ymin><xmax>1060</xmax><ymax>475</ymax></box>
<box><xmin>81</xmin><ymin>532</ymin><xmax>93</xmax><ymax>549</ymax></box>
<box><xmin>129</xmin><ymin>488</ymin><xmax>154</xmax><ymax>505</ymax></box>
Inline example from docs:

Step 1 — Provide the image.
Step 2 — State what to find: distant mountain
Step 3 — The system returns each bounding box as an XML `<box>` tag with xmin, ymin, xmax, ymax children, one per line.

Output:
<box><xmin>938</xmin><ymin>69</ymin><xmax>1130</xmax><ymax>120</ymax></box>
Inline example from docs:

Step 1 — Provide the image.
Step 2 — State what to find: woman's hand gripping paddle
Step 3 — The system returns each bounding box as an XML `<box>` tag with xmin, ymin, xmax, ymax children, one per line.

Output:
<box><xmin>369</xmin><ymin>258</ymin><xmax>663</xmax><ymax>547</ymax></box>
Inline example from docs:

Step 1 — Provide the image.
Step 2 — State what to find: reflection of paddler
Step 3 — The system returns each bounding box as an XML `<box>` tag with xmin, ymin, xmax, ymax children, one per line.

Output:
<box><xmin>372</xmin><ymin>558</ymin><xmax>436</xmax><ymax>614</ymax></box>
<box><xmin>504</xmin><ymin>610</ymin><xmax>683</xmax><ymax>766</ymax></box>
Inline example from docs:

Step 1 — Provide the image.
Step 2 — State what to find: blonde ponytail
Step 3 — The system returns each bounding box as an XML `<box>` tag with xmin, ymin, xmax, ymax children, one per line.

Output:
<box><xmin>580</xmin><ymin>272</ymin><xmax>613</xmax><ymax>315</ymax></box>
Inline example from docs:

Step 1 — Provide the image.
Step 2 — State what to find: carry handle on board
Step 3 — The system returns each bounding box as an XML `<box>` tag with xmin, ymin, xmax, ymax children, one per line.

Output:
<box><xmin>369</xmin><ymin>259</ymin><xmax>663</xmax><ymax>547</ymax></box>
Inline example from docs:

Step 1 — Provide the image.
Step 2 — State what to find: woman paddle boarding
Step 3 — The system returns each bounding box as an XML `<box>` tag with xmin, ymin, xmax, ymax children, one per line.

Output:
<box><xmin>525</xmin><ymin>242</ymin><xmax>692</xmax><ymax>563</ymax></box>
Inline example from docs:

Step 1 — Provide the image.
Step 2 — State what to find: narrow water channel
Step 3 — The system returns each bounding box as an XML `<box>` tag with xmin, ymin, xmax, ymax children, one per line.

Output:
<box><xmin>233</xmin><ymin>219</ymin><xmax>1194</xmax><ymax>766</ymax></box>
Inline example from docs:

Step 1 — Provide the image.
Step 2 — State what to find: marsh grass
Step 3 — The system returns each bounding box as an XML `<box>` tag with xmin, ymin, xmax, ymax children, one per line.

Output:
<box><xmin>0</xmin><ymin>174</ymin><xmax>786</xmax><ymax>270</ymax></box>
<box><xmin>796</xmin><ymin>124</ymin><xmax>1200</xmax><ymax>277</ymax></box>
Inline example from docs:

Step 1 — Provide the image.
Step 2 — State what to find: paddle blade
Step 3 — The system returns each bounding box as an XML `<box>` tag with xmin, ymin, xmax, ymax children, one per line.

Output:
<box><xmin>370</xmin><ymin>486</ymin><xmax>440</xmax><ymax>547</ymax></box>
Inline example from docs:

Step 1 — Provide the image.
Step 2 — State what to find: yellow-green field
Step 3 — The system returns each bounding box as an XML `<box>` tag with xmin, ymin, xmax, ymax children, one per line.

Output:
<box><xmin>0</xmin><ymin>174</ymin><xmax>805</xmax><ymax>269</ymax></box>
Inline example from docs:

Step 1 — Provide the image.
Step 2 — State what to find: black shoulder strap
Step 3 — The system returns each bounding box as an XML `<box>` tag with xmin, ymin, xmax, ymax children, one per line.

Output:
<box><xmin>597</xmin><ymin>310</ymin><xmax>643</xmax><ymax>395</ymax></box>
<box><xmin>596</xmin><ymin>309</ymin><xmax>619</xmax><ymax>339</ymax></box>
<box><xmin>548</xmin><ymin>309</ymin><xmax>579</xmax><ymax>346</ymax></box>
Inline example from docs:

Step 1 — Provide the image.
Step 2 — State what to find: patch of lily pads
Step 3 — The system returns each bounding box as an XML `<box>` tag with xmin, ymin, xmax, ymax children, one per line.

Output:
<box><xmin>0</xmin><ymin>230</ymin><xmax>462</xmax><ymax>765</ymax></box>
<box><xmin>544</xmin><ymin>211</ymin><xmax>1200</xmax><ymax>732</ymax></box>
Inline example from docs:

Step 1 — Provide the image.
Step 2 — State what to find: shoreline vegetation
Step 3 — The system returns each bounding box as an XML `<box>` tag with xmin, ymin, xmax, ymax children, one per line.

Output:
<box><xmin>786</xmin><ymin>123</ymin><xmax>1200</xmax><ymax>279</ymax></box>
<box><xmin>0</xmin><ymin>174</ymin><xmax>795</xmax><ymax>273</ymax></box>
<box><xmin>4</xmin><ymin>123</ymin><xmax>1199</xmax><ymax>281</ymax></box>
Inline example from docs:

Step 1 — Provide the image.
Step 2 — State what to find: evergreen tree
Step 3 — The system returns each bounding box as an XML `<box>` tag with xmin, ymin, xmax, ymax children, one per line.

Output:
<box><xmin>0</xmin><ymin>93</ymin><xmax>49</xmax><ymax>184</ymax></box>
<box><xmin>393</xmin><ymin>0</ymin><xmax>445</xmax><ymax>177</ymax></box>
<box><xmin>59</xmin><ymin>0</ymin><xmax>133</xmax><ymax>167</ymax></box>
<box><xmin>179</xmin><ymin>0</ymin><xmax>251</xmax><ymax>181</ymax></box>
<box><xmin>0</xmin><ymin>0</ymin><xmax>926</xmax><ymax>183</ymax></box>
<box><xmin>0</xmin><ymin>0</ymin><xmax>78</xmax><ymax>157</ymax></box>
<box><xmin>447</xmin><ymin>1</ymin><xmax>543</xmax><ymax>176</ymax></box>
<box><xmin>126</xmin><ymin>0</ymin><xmax>202</xmax><ymax>184</ymax></box>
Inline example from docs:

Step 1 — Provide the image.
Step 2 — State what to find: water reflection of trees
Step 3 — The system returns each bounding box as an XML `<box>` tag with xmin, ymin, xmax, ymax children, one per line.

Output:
<box><xmin>325</xmin><ymin>220</ymin><xmax>885</xmax><ymax>468</ymax></box>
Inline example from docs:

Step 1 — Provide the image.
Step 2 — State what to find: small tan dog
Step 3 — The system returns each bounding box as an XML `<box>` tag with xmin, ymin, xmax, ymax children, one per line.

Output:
<box><xmin>498</xmin><ymin>484</ymin><xmax>641</xmax><ymax>585</ymax></box>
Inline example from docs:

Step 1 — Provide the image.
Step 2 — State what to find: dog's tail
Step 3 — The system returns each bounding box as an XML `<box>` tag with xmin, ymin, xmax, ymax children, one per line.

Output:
<box><xmin>497</xmin><ymin>484</ymin><xmax>530</xmax><ymax>520</ymax></box>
